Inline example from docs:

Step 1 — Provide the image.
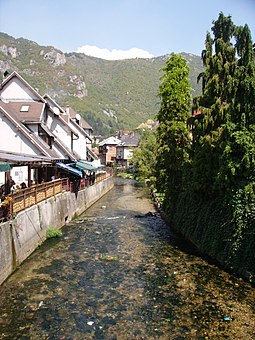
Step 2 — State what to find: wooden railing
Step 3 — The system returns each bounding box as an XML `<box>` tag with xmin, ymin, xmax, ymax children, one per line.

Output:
<box><xmin>0</xmin><ymin>171</ymin><xmax>110</xmax><ymax>222</ymax></box>
<box><xmin>12</xmin><ymin>178</ymin><xmax>69</xmax><ymax>214</ymax></box>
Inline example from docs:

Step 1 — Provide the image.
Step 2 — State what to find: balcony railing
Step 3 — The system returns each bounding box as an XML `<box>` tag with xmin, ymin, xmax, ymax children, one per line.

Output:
<box><xmin>12</xmin><ymin>178</ymin><xmax>68</xmax><ymax>214</ymax></box>
<box><xmin>0</xmin><ymin>171</ymin><xmax>109</xmax><ymax>223</ymax></box>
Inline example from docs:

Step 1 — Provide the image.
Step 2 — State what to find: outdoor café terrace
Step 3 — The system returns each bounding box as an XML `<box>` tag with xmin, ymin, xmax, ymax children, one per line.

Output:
<box><xmin>0</xmin><ymin>152</ymin><xmax>107</xmax><ymax>223</ymax></box>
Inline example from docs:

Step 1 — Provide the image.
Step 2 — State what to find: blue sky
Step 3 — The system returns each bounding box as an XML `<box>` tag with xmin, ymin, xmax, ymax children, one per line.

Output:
<box><xmin>0</xmin><ymin>0</ymin><xmax>254</xmax><ymax>59</ymax></box>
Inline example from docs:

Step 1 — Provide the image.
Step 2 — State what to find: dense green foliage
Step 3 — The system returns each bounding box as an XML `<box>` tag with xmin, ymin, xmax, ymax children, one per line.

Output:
<box><xmin>137</xmin><ymin>13</ymin><xmax>255</xmax><ymax>279</ymax></box>
<box><xmin>0</xmin><ymin>32</ymin><xmax>203</xmax><ymax>136</ymax></box>
<box><xmin>190</xmin><ymin>14</ymin><xmax>255</xmax><ymax>197</ymax></box>
<box><xmin>132</xmin><ymin>129</ymin><xmax>157</xmax><ymax>183</ymax></box>
<box><xmin>155</xmin><ymin>54</ymin><xmax>191</xmax><ymax>212</ymax></box>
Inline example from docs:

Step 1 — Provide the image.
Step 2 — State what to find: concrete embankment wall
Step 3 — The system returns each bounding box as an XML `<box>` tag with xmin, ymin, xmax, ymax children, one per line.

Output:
<box><xmin>0</xmin><ymin>176</ymin><xmax>114</xmax><ymax>285</ymax></box>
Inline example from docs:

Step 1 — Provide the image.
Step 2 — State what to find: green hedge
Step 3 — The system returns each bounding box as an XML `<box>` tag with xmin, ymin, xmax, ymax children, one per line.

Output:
<box><xmin>170</xmin><ymin>190</ymin><xmax>255</xmax><ymax>281</ymax></box>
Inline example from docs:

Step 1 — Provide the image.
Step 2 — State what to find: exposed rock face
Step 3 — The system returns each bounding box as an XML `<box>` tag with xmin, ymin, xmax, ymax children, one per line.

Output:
<box><xmin>22</xmin><ymin>69</ymin><xmax>40</xmax><ymax>76</ymax></box>
<box><xmin>0</xmin><ymin>45</ymin><xmax>8</xmax><ymax>55</ymax></box>
<box><xmin>8</xmin><ymin>47</ymin><xmax>17</xmax><ymax>58</ymax></box>
<box><xmin>0</xmin><ymin>45</ymin><xmax>17</xmax><ymax>58</ymax></box>
<box><xmin>69</xmin><ymin>75</ymin><xmax>79</xmax><ymax>83</ymax></box>
<box><xmin>47</xmin><ymin>89</ymin><xmax>69</xmax><ymax>98</ymax></box>
<box><xmin>103</xmin><ymin>108</ymin><xmax>118</xmax><ymax>120</ymax></box>
<box><xmin>76</xmin><ymin>80</ymin><xmax>87</xmax><ymax>98</ymax></box>
<box><xmin>69</xmin><ymin>75</ymin><xmax>88</xmax><ymax>98</ymax></box>
<box><xmin>43</xmin><ymin>49</ymin><xmax>66</xmax><ymax>66</ymax></box>
<box><xmin>57</xmin><ymin>70</ymin><xmax>65</xmax><ymax>77</ymax></box>
<box><xmin>0</xmin><ymin>60</ymin><xmax>11</xmax><ymax>73</ymax></box>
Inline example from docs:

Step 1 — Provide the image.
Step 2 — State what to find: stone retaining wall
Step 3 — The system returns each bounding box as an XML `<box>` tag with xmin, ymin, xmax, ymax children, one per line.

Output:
<box><xmin>0</xmin><ymin>176</ymin><xmax>114</xmax><ymax>285</ymax></box>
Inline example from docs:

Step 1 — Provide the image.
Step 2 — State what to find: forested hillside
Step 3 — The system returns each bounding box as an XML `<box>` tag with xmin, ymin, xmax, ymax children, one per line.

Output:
<box><xmin>0</xmin><ymin>32</ymin><xmax>203</xmax><ymax>135</ymax></box>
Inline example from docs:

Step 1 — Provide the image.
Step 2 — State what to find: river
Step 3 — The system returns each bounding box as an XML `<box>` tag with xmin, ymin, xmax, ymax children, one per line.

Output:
<box><xmin>0</xmin><ymin>179</ymin><xmax>254</xmax><ymax>339</ymax></box>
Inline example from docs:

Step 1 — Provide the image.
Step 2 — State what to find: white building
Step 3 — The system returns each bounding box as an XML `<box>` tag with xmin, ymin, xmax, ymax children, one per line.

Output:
<box><xmin>0</xmin><ymin>71</ymin><xmax>97</xmax><ymax>185</ymax></box>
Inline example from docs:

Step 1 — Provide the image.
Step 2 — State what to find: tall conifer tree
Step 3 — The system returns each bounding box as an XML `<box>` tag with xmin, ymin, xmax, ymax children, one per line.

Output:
<box><xmin>156</xmin><ymin>53</ymin><xmax>191</xmax><ymax>212</ymax></box>
<box><xmin>191</xmin><ymin>12</ymin><xmax>255</xmax><ymax>195</ymax></box>
<box><xmin>218</xmin><ymin>23</ymin><xmax>255</xmax><ymax>190</ymax></box>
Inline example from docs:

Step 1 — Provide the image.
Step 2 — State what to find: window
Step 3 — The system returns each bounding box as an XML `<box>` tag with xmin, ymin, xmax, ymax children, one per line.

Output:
<box><xmin>38</xmin><ymin>125</ymin><xmax>52</xmax><ymax>147</ymax></box>
<box><xmin>20</xmin><ymin>105</ymin><xmax>30</xmax><ymax>112</ymax></box>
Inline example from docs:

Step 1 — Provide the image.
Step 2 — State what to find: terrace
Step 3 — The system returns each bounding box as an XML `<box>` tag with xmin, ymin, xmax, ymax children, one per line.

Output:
<box><xmin>0</xmin><ymin>171</ymin><xmax>108</xmax><ymax>223</ymax></box>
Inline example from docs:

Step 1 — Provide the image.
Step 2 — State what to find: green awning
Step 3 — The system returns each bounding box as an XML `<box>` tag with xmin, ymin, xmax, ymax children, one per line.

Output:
<box><xmin>0</xmin><ymin>162</ymin><xmax>11</xmax><ymax>172</ymax></box>
<box><xmin>76</xmin><ymin>161</ymin><xmax>98</xmax><ymax>172</ymax></box>
<box><xmin>56</xmin><ymin>162</ymin><xmax>83</xmax><ymax>178</ymax></box>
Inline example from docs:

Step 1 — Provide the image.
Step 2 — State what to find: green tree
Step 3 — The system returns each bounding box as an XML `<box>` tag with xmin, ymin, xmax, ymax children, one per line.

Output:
<box><xmin>217</xmin><ymin>23</ymin><xmax>255</xmax><ymax>191</ymax></box>
<box><xmin>133</xmin><ymin>129</ymin><xmax>157</xmax><ymax>183</ymax></box>
<box><xmin>155</xmin><ymin>53</ymin><xmax>191</xmax><ymax>212</ymax></box>
<box><xmin>191</xmin><ymin>13</ymin><xmax>240</xmax><ymax>194</ymax></box>
<box><xmin>234</xmin><ymin>24</ymin><xmax>255</xmax><ymax>128</ymax></box>
<box><xmin>189</xmin><ymin>12</ymin><xmax>255</xmax><ymax>267</ymax></box>
<box><xmin>160</xmin><ymin>13</ymin><xmax>255</xmax><ymax>278</ymax></box>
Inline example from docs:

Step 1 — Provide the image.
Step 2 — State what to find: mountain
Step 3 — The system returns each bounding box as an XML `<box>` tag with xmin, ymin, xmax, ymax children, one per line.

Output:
<box><xmin>0</xmin><ymin>32</ymin><xmax>203</xmax><ymax>136</ymax></box>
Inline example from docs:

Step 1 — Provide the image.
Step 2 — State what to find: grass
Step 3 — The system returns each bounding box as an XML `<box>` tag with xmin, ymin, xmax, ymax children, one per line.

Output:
<box><xmin>46</xmin><ymin>227</ymin><xmax>63</xmax><ymax>239</ymax></box>
<box><xmin>100</xmin><ymin>254</ymin><xmax>119</xmax><ymax>261</ymax></box>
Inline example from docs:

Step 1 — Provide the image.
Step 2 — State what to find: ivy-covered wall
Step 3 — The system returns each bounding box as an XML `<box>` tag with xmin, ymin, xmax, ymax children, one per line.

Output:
<box><xmin>168</xmin><ymin>191</ymin><xmax>255</xmax><ymax>283</ymax></box>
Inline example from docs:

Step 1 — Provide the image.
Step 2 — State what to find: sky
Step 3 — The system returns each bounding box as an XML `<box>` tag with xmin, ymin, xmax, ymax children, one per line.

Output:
<box><xmin>0</xmin><ymin>0</ymin><xmax>254</xmax><ymax>60</ymax></box>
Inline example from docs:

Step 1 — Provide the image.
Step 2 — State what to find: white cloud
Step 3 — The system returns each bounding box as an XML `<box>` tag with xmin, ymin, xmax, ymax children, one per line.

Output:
<box><xmin>76</xmin><ymin>45</ymin><xmax>154</xmax><ymax>60</ymax></box>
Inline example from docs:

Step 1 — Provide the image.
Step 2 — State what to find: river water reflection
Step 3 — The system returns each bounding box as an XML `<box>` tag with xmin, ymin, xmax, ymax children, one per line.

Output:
<box><xmin>0</xmin><ymin>179</ymin><xmax>254</xmax><ymax>339</ymax></box>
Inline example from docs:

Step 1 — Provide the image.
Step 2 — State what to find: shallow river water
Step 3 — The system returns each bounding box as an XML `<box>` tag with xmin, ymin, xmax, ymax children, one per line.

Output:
<box><xmin>0</xmin><ymin>179</ymin><xmax>254</xmax><ymax>339</ymax></box>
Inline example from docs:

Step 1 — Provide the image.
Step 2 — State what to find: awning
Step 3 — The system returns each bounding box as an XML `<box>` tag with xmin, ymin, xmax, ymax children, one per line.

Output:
<box><xmin>76</xmin><ymin>160</ymin><xmax>104</xmax><ymax>172</ymax></box>
<box><xmin>0</xmin><ymin>162</ymin><xmax>12</xmax><ymax>172</ymax></box>
<box><xmin>56</xmin><ymin>162</ymin><xmax>83</xmax><ymax>178</ymax></box>
<box><xmin>0</xmin><ymin>151</ymin><xmax>55</xmax><ymax>165</ymax></box>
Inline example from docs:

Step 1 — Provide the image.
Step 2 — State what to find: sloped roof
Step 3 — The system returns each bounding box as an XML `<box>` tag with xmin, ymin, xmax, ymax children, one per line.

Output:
<box><xmin>0</xmin><ymin>100</ymin><xmax>45</xmax><ymax>123</ymax></box>
<box><xmin>118</xmin><ymin>134</ymin><xmax>140</xmax><ymax>147</ymax></box>
<box><xmin>98</xmin><ymin>136</ymin><xmax>121</xmax><ymax>147</ymax></box>
<box><xmin>87</xmin><ymin>147</ymin><xmax>98</xmax><ymax>160</ymax></box>
<box><xmin>43</xmin><ymin>95</ymin><xmax>93</xmax><ymax>135</ymax></box>
<box><xmin>70</xmin><ymin>118</ymin><xmax>92</xmax><ymax>141</ymax></box>
<box><xmin>146</xmin><ymin>119</ymin><xmax>155</xmax><ymax>125</ymax></box>
<box><xmin>136</xmin><ymin>122</ymin><xmax>147</xmax><ymax>129</ymax></box>
<box><xmin>53</xmin><ymin>138</ymin><xmax>77</xmax><ymax>161</ymax></box>
<box><xmin>0</xmin><ymin>71</ymin><xmax>46</xmax><ymax>103</ymax></box>
<box><xmin>0</xmin><ymin>103</ymin><xmax>60</xmax><ymax>158</ymax></box>
<box><xmin>1</xmin><ymin>101</ymin><xmax>79</xmax><ymax>160</ymax></box>
<box><xmin>0</xmin><ymin>75</ymin><xmax>84</xmax><ymax>162</ymax></box>
<box><xmin>57</xmin><ymin>114</ymin><xmax>78</xmax><ymax>136</ymax></box>
<box><xmin>43</xmin><ymin>94</ymin><xmax>65</xmax><ymax>114</ymax></box>
<box><xmin>136</xmin><ymin>120</ymin><xmax>158</xmax><ymax>130</ymax></box>
<box><xmin>67</xmin><ymin>107</ymin><xmax>93</xmax><ymax>130</ymax></box>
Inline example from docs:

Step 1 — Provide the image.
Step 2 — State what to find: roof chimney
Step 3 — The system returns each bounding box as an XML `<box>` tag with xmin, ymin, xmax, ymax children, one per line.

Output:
<box><xmin>3</xmin><ymin>70</ymin><xmax>10</xmax><ymax>81</ymax></box>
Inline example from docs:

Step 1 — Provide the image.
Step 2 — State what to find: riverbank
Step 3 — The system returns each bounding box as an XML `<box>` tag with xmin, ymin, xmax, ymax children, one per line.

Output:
<box><xmin>0</xmin><ymin>176</ymin><xmax>114</xmax><ymax>285</ymax></box>
<box><xmin>151</xmin><ymin>190</ymin><xmax>255</xmax><ymax>285</ymax></box>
